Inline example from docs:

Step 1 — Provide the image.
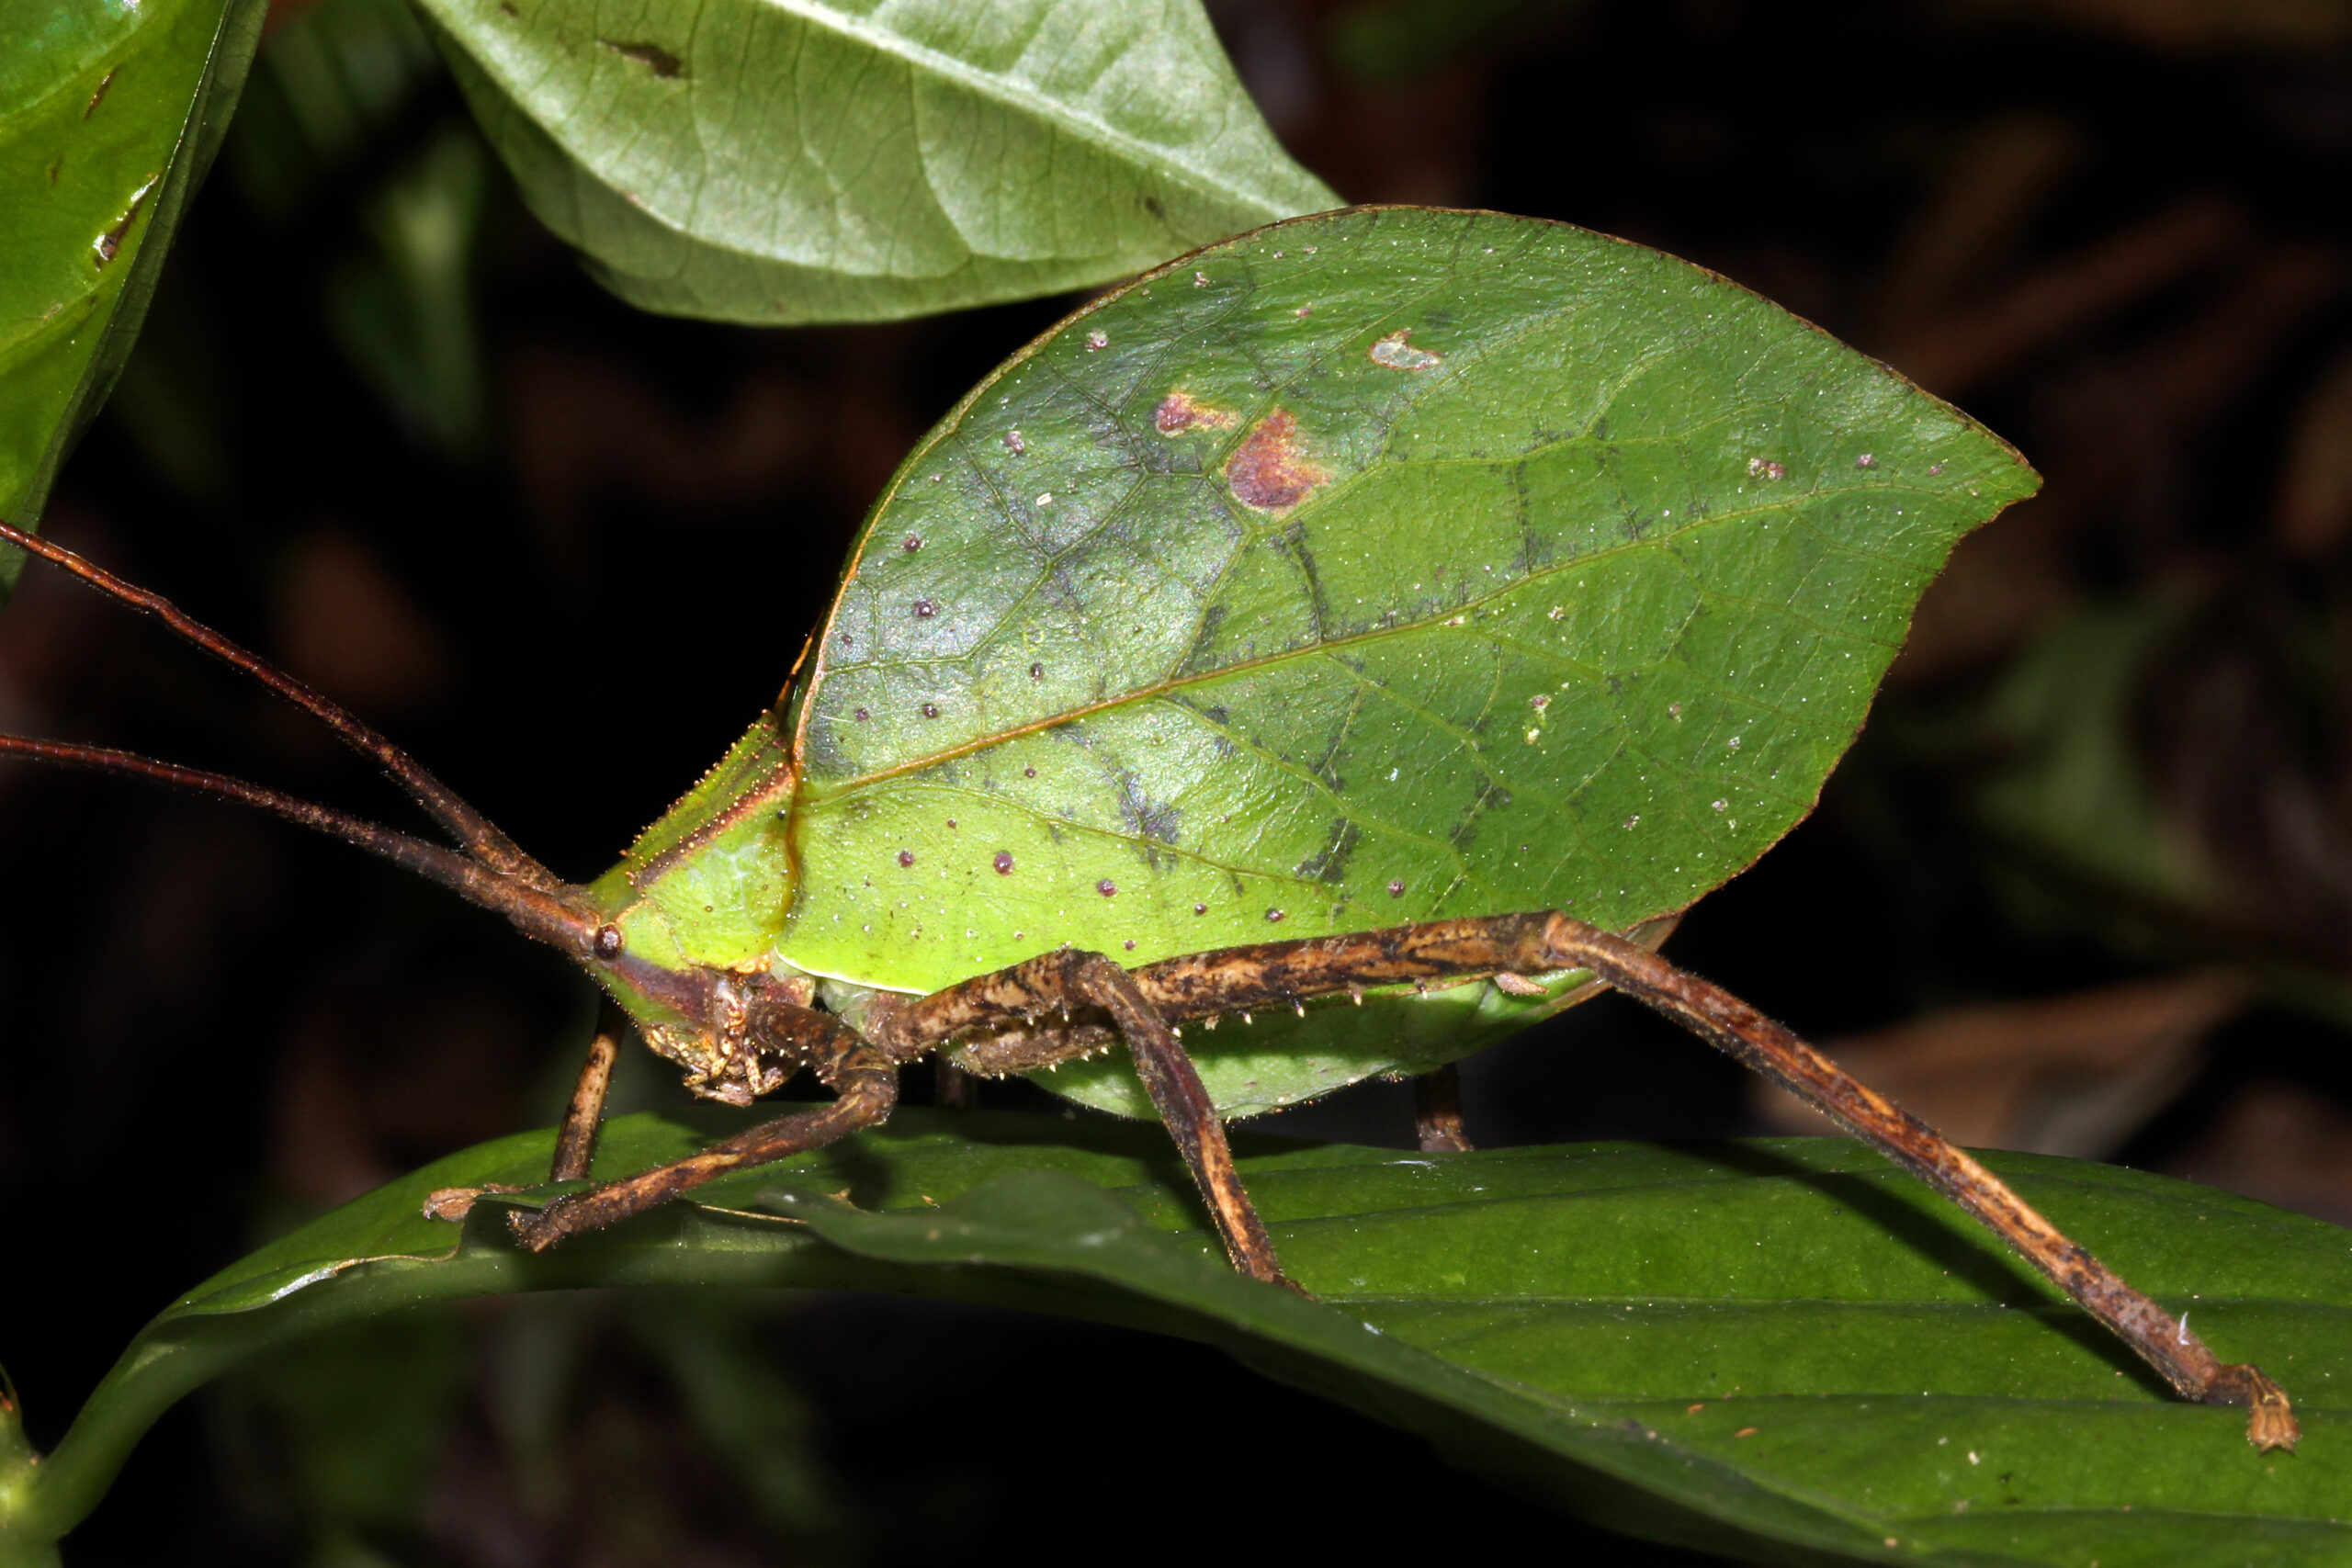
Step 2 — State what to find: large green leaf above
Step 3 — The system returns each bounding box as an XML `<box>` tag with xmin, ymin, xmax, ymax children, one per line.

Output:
<box><xmin>0</xmin><ymin>0</ymin><xmax>265</xmax><ymax>536</ymax></box>
<box><xmin>420</xmin><ymin>0</ymin><xmax>1339</xmax><ymax>322</ymax></box>
<box><xmin>8</xmin><ymin>1112</ymin><xmax>2342</xmax><ymax>1565</ymax></box>
<box><xmin>776</xmin><ymin>208</ymin><xmax>2041</xmax><ymax>1033</ymax></box>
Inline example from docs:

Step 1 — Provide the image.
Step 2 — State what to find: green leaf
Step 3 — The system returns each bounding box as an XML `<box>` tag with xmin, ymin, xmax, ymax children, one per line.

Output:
<box><xmin>321</xmin><ymin>121</ymin><xmax>494</xmax><ymax>457</ymax></box>
<box><xmin>773</xmin><ymin>206</ymin><xmax>2039</xmax><ymax>1111</ymax></box>
<box><xmin>12</xmin><ymin>1112</ymin><xmax>2345</xmax><ymax>1565</ymax></box>
<box><xmin>417</xmin><ymin>0</ymin><xmax>1339</xmax><ymax>323</ymax></box>
<box><xmin>0</xmin><ymin>0</ymin><xmax>266</xmax><ymax>540</ymax></box>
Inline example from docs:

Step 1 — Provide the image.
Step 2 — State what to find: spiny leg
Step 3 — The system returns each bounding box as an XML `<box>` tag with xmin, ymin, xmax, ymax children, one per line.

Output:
<box><xmin>878</xmin><ymin>950</ymin><xmax>1285</xmax><ymax>1286</ymax></box>
<box><xmin>511</xmin><ymin>1013</ymin><xmax>898</xmax><ymax>1253</ymax></box>
<box><xmin>552</xmin><ymin>996</ymin><xmax>628</xmax><ymax>1181</ymax></box>
<box><xmin>1413</xmin><ymin>1063</ymin><xmax>1473</xmax><ymax>1153</ymax></box>
<box><xmin>1121</xmin><ymin>911</ymin><xmax>2296</xmax><ymax>1451</ymax></box>
<box><xmin>421</xmin><ymin>997</ymin><xmax>632</xmax><ymax>1222</ymax></box>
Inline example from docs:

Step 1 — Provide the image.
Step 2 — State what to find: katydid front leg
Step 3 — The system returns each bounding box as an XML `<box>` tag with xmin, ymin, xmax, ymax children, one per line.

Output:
<box><xmin>551</xmin><ymin>997</ymin><xmax>628</xmax><ymax>1182</ymax></box>
<box><xmin>422</xmin><ymin>997</ymin><xmax>629</xmax><ymax>1221</ymax></box>
<box><xmin>495</xmin><ymin>951</ymin><xmax>1285</xmax><ymax>1284</ymax></box>
<box><xmin>509</xmin><ymin>1016</ymin><xmax>898</xmax><ymax>1251</ymax></box>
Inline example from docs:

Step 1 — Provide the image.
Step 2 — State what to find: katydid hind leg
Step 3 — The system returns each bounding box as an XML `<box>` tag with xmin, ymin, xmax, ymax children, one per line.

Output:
<box><xmin>1123</xmin><ymin>911</ymin><xmax>2297</xmax><ymax>1450</ymax></box>
<box><xmin>879</xmin><ymin>950</ymin><xmax>1290</xmax><ymax>1289</ymax></box>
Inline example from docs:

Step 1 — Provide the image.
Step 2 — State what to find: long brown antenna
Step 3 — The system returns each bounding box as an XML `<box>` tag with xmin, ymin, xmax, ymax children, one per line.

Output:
<box><xmin>0</xmin><ymin>519</ymin><xmax>555</xmax><ymax>890</ymax></box>
<box><xmin>0</xmin><ymin>735</ymin><xmax>596</xmax><ymax>956</ymax></box>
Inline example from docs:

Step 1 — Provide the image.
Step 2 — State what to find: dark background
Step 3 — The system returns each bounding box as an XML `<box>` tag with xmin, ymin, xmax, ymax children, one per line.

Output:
<box><xmin>8</xmin><ymin>0</ymin><xmax>2352</xmax><ymax>1561</ymax></box>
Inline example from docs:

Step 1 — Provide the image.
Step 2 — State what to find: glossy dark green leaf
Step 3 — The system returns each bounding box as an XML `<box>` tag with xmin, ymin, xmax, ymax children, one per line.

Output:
<box><xmin>419</xmin><ymin>0</ymin><xmax>1338</xmax><ymax>323</ymax></box>
<box><xmin>773</xmin><ymin>206</ymin><xmax>2040</xmax><ymax>1111</ymax></box>
<box><xmin>10</xmin><ymin>1111</ymin><xmax>2345</xmax><ymax>1565</ymax></box>
<box><xmin>0</xmin><ymin>0</ymin><xmax>266</xmax><ymax>543</ymax></box>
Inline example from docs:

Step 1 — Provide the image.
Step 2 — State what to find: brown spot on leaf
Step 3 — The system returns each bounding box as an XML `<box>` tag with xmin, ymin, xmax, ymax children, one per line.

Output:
<box><xmin>1226</xmin><ymin>409</ymin><xmax>1328</xmax><ymax>511</ymax></box>
<box><xmin>93</xmin><ymin>177</ymin><xmax>155</xmax><ymax>268</ymax></box>
<box><xmin>85</xmin><ymin>68</ymin><xmax>117</xmax><ymax>118</ymax></box>
<box><xmin>601</xmin><ymin>39</ymin><xmax>684</xmax><ymax>77</ymax></box>
<box><xmin>1154</xmin><ymin>390</ymin><xmax>1235</xmax><ymax>436</ymax></box>
<box><xmin>1369</xmin><ymin>329</ymin><xmax>1441</xmax><ymax>370</ymax></box>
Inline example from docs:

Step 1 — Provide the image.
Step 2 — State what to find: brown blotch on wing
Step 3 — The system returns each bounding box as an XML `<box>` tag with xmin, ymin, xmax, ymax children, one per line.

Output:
<box><xmin>1154</xmin><ymin>390</ymin><xmax>1237</xmax><ymax>435</ymax></box>
<box><xmin>1226</xmin><ymin>408</ymin><xmax>1328</xmax><ymax>511</ymax></box>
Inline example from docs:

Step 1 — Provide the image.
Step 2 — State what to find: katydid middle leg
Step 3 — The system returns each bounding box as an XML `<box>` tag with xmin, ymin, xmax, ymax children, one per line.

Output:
<box><xmin>876</xmin><ymin>949</ymin><xmax>1285</xmax><ymax>1286</ymax></box>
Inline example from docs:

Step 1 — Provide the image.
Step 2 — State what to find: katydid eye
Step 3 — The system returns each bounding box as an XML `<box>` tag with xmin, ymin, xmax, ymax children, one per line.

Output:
<box><xmin>594</xmin><ymin>924</ymin><xmax>624</xmax><ymax>958</ymax></box>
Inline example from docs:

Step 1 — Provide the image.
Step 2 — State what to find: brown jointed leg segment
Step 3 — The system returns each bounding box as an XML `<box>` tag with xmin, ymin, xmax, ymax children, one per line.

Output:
<box><xmin>879</xmin><ymin>949</ymin><xmax>1287</xmax><ymax>1286</ymax></box>
<box><xmin>509</xmin><ymin>1033</ymin><xmax>899</xmax><ymax>1253</ymax></box>
<box><xmin>550</xmin><ymin>997</ymin><xmax>627</xmax><ymax>1182</ymax></box>
<box><xmin>1118</xmin><ymin>911</ymin><xmax>2293</xmax><ymax>1450</ymax></box>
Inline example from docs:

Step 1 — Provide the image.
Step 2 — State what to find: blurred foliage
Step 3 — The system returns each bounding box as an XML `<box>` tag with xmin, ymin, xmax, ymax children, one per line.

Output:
<box><xmin>0</xmin><ymin>0</ymin><xmax>266</xmax><ymax>537</ymax></box>
<box><xmin>424</xmin><ymin>0</ymin><xmax>1338</xmax><ymax>322</ymax></box>
<box><xmin>213</xmin><ymin>1293</ymin><xmax>843</xmax><ymax>1566</ymax></box>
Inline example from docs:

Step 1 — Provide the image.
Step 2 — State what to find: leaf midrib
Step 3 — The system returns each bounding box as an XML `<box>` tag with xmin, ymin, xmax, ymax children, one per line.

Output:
<box><xmin>518</xmin><ymin>0</ymin><xmax>1325</xmax><ymax>235</ymax></box>
<box><xmin>797</xmin><ymin>481</ymin><xmax>1901</xmax><ymax>805</ymax></box>
<box><xmin>1327</xmin><ymin>1293</ymin><xmax>2333</xmax><ymax>1313</ymax></box>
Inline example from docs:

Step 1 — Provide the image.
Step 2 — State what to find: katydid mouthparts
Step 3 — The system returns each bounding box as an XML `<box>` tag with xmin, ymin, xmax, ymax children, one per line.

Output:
<box><xmin>0</xmin><ymin>209</ymin><xmax>2299</xmax><ymax>1452</ymax></box>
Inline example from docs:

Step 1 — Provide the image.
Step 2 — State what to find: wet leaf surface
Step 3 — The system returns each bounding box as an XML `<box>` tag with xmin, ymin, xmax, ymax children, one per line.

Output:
<box><xmin>0</xmin><ymin>0</ymin><xmax>265</xmax><ymax>538</ymax></box>
<box><xmin>28</xmin><ymin>1111</ymin><xmax>2349</xmax><ymax>1565</ymax></box>
<box><xmin>777</xmin><ymin>206</ymin><xmax>2039</xmax><ymax>1111</ymax></box>
<box><xmin>420</xmin><ymin>0</ymin><xmax>1337</xmax><ymax>322</ymax></box>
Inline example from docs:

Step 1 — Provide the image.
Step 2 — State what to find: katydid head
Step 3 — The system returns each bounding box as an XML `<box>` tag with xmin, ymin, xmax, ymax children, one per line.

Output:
<box><xmin>637</xmin><ymin>972</ymin><xmax>823</xmax><ymax>1106</ymax></box>
<box><xmin>590</xmin><ymin>934</ymin><xmax>822</xmax><ymax>1107</ymax></box>
<box><xmin>0</xmin><ymin>518</ymin><xmax>828</xmax><ymax>1109</ymax></box>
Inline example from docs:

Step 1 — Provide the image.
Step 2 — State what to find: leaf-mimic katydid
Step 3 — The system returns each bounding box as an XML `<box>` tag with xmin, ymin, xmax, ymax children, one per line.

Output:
<box><xmin>0</xmin><ymin>208</ymin><xmax>2298</xmax><ymax>1450</ymax></box>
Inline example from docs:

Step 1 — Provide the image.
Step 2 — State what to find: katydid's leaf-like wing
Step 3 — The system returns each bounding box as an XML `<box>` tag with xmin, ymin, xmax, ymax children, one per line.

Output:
<box><xmin>776</xmin><ymin>207</ymin><xmax>2038</xmax><ymax>1109</ymax></box>
<box><xmin>418</xmin><ymin>0</ymin><xmax>1338</xmax><ymax>323</ymax></box>
<box><xmin>0</xmin><ymin>0</ymin><xmax>266</xmax><ymax>545</ymax></box>
<box><xmin>16</xmin><ymin>1113</ymin><xmax>2345</xmax><ymax>1564</ymax></box>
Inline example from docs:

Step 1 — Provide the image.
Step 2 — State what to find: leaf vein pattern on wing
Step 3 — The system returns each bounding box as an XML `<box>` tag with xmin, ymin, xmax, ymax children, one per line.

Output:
<box><xmin>1151</xmin><ymin>690</ymin><xmax>1499</xmax><ymax>893</ymax></box>
<box><xmin>880</xmin><ymin>773</ymin><xmax>1482</xmax><ymax>907</ymax></box>
<box><xmin>810</xmin><ymin>518</ymin><xmax>1849</xmax><ymax>777</ymax></box>
<box><xmin>1295</xmin><ymin>649</ymin><xmax>1609</xmax><ymax>870</ymax></box>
